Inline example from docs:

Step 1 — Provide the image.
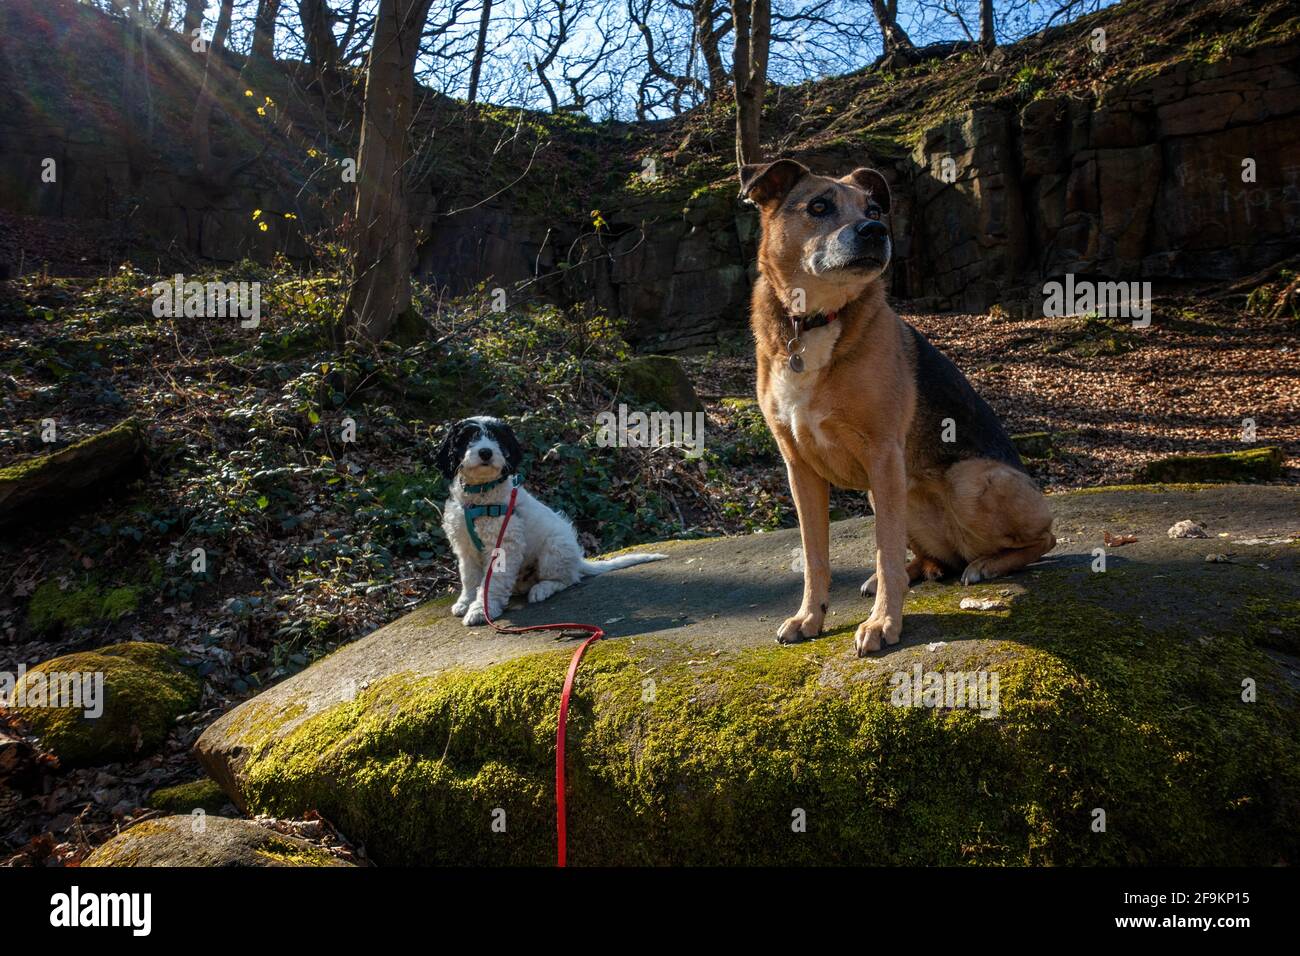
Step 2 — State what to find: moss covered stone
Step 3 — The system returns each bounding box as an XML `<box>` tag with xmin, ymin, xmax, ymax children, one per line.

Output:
<box><xmin>0</xmin><ymin>418</ymin><xmax>144</xmax><ymax>529</ymax></box>
<box><xmin>83</xmin><ymin>815</ymin><xmax>352</xmax><ymax>867</ymax></box>
<box><xmin>11</xmin><ymin>642</ymin><xmax>201</xmax><ymax>767</ymax></box>
<box><xmin>148</xmin><ymin>778</ymin><xmax>230</xmax><ymax>814</ymax></box>
<box><xmin>1135</xmin><ymin>446</ymin><xmax>1282</xmax><ymax>483</ymax></box>
<box><xmin>613</xmin><ymin>355</ymin><xmax>703</xmax><ymax>413</ymax></box>
<box><xmin>197</xmin><ymin>486</ymin><xmax>1300</xmax><ymax>865</ymax></box>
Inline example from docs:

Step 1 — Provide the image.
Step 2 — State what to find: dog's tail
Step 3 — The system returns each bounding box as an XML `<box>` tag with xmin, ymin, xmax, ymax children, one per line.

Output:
<box><xmin>580</xmin><ymin>552</ymin><xmax>668</xmax><ymax>576</ymax></box>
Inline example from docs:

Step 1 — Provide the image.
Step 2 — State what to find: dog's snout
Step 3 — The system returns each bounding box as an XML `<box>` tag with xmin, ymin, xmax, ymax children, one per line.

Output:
<box><xmin>855</xmin><ymin>218</ymin><xmax>889</xmax><ymax>239</ymax></box>
<box><xmin>477</xmin><ymin>447</ymin><xmax>493</xmax><ymax>463</ymax></box>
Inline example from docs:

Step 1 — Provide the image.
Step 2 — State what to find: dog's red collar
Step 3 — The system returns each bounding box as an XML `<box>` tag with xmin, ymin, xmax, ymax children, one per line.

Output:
<box><xmin>796</xmin><ymin>310</ymin><xmax>838</xmax><ymax>333</ymax></box>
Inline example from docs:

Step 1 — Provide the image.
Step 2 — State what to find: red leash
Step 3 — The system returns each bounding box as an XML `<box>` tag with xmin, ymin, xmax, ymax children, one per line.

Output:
<box><xmin>479</xmin><ymin>485</ymin><xmax>603</xmax><ymax>867</ymax></box>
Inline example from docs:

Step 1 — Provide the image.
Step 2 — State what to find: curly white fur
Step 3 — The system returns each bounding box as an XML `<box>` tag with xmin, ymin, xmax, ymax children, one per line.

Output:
<box><xmin>439</xmin><ymin>419</ymin><xmax>666</xmax><ymax>626</ymax></box>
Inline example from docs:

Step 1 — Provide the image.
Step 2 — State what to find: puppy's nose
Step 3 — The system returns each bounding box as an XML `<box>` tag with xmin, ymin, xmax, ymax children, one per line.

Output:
<box><xmin>855</xmin><ymin>219</ymin><xmax>889</xmax><ymax>239</ymax></box>
<box><xmin>477</xmin><ymin>448</ymin><xmax>493</xmax><ymax>463</ymax></box>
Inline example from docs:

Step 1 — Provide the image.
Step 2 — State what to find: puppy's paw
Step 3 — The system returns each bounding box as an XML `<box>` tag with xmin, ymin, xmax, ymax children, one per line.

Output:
<box><xmin>776</xmin><ymin>608</ymin><xmax>824</xmax><ymax>645</ymax></box>
<box><xmin>528</xmin><ymin>580</ymin><xmax>563</xmax><ymax>604</ymax></box>
<box><xmin>451</xmin><ymin>599</ymin><xmax>471</xmax><ymax>617</ymax></box>
<box><xmin>854</xmin><ymin>615</ymin><xmax>902</xmax><ymax>656</ymax></box>
<box><xmin>860</xmin><ymin>573</ymin><xmax>877</xmax><ymax>596</ymax></box>
<box><xmin>462</xmin><ymin>604</ymin><xmax>488</xmax><ymax>627</ymax></box>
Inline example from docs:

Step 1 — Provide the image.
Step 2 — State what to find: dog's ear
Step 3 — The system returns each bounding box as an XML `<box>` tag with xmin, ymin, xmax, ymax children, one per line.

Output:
<box><xmin>739</xmin><ymin>159</ymin><xmax>809</xmax><ymax>207</ymax></box>
<box><xmin>843</xmin><ymin>168</ymin><xmax>892</xmax><ymax>214</ymax></box>
<box><xmin>493</xmin><ymin>422</ymin><xmax>524</xmax><ymax>476</ymax></box>
<box><xmin>434</xmin><ymin>421</ymin><xmax>466</xmax><ymax>481</ymax></box>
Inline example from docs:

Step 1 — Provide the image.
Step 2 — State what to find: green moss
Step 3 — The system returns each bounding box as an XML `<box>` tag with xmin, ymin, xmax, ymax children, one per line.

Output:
<box><xmin>1059</xmin><ymin>482</ymin><xmax>1217</xmax><ymax>496</ymax></box>
<box><xmin>27</xmin><ymin>580</ymin><xmax>140</xmax><ymax>634</ymax></box>
<box><xmin>253</xmin><ymin>836</ymin><xmax>343</xmax><ymax>867</ymax></box>
<box><xmin>235</xmin><ymin>566</ymin><xmax>1300</xmax><ymax>865</ymax></box>
<box><xmin>1238</xmin><ymin>599</ymin><xmax>1300</xmax><ymax>654</ymax></box>
<box><xmin>1134</xmin><ymin>447</ymin><xmax>1283</xmax><ymax>483</ymax></box>
<box><xmin>149</xmin><ymin>778</ymin><xmax>230</xmax><ymax>814</ymax></box>
<box><xmin>0</xmin><ymin>418</ymin><xmax>141</xmax><ymax>484</ymax></box>
<box><xmin>612</xmin><ymin>355</ymin><xmax>702</xmax><ymax>413</ymax></box>
<box><xmin>11</xmin><ymin>642</ymin><xmax>202</xmax><ymax>767</ymax></box>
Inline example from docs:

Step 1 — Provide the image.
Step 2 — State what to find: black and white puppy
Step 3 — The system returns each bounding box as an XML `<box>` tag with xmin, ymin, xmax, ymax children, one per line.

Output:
<box><xmin>436</xmin><ymin>416</ymin><xmax>666</xmax><ymax>626</ymax></box>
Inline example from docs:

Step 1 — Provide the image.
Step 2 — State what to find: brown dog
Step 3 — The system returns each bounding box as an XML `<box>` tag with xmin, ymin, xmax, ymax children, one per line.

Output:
<box><xmin>741</xmin><ymin>159</ymin><xmax>1055</xmax><ymax>656</ymax></box>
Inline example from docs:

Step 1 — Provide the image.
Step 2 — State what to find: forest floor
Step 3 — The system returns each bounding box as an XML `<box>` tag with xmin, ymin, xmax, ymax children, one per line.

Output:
<box><xmin>0</xmin><ymin>267</ymin><xmax>1296</xmax><ymax>865</ymax></box>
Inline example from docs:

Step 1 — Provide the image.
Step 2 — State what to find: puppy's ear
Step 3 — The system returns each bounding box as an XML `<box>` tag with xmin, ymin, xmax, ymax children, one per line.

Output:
<box><xmin>495</xmin><ymin>423</ymin><xmax>524</xmax><ymax>476</ymax></box>
<box><xmin>434</xmin><ymin>422</ymin><xmax>465</xmax><ymax>482</ymax></box>
<box><xmin>843</xmin><ymin>168</ymin><xmax>892</xmax><ymax>214</ymax></box>
<box><xmin>739</xmin><ymin>159</ymin><xmax>809</xmax><ymax>207</ymax></box>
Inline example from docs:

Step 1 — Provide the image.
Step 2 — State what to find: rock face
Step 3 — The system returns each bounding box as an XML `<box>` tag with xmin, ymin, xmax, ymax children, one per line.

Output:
<box><xmin>901</xmin><ymin>42</ymin><xmax>1300</xmax><ymax>312</ymax></box>
<box><xmin>7</xmin><ymin>642</ymin><xmax>201</xmax><ymax>767</ymax></box>
<box><xmin>6</xmin><ymin>2</ymin><xmax>1295</xmax><ymax>350</ymax></box>
<box><xmin>196</xmin><ymin>486</ymin><xmax>1300</xmax><ymax>866</ymax></box>
<box><xmin>83</xmin><ymin>815</ymin><xmax>351</xmax><ymax>867</ymax></box>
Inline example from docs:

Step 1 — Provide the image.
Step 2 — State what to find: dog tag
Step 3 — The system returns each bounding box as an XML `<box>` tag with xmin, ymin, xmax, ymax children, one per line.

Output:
<box><xmin>788</xmin><ymin>352</ymin><xmax>805</xmax><ymax>373</ymax></box>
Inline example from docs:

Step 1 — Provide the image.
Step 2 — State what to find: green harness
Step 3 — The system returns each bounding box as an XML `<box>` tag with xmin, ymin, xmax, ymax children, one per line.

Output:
<box><xmin>462</xmin><ymin>474</ymin><xmax>520</xmax><ymax>552</ymax></box>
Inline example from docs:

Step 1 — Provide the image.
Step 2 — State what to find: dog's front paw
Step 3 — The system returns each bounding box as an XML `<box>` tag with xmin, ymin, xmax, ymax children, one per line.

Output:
<box><xmin>451</xmin><ymin>599</ymin><xmax>471</xmax><ymax>617</ymax></box>
<box><xmin>960</xmin><ymin>559</ymin><xmax>990</xmax><ymax>586</ymax></box>
<box><xmin>853</xmin><ymin>615</ymin><xmax>902</xmax><ymax>656</ymax></box>
<box><xmin>462</xmin><ymin>603</ymin><xmax>488</xmax><ymax>627</ymax></box>
<box><xmin>776</xmin><ymin>609</ymin><xmax>824</xmax><ymax>645</ymax></box>
<box><xmin>860</xmin><ymin>573</ymin><xmax>877</xmax><ymax>596</ymax></box>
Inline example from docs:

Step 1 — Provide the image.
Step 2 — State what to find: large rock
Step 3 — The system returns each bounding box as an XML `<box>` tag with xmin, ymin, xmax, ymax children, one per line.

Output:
<box><xmin>8</xmin><ymin>642</ymin><xmax>201</xmax><ymax>767</ymax></box>
<box><xmin>83</xmin><ymin>815</ymin><xmax>352</xmax><ymax>867</ymax></box>
<box><xmin>197</xmin><ymin>487</ymin><xmax>1300</xmax><ymax>866</ymax></box>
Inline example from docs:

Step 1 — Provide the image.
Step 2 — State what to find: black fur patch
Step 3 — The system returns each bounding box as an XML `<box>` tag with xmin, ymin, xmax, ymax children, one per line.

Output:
<box><xmin>904</xmin><ymin>325</ymin><xmax>1025</xmax><ymax>474</ymax></box>
<box><xmin>434</xmin><ymin>417</ymin><xmax>524</xmax><ymax>480</ymax></box>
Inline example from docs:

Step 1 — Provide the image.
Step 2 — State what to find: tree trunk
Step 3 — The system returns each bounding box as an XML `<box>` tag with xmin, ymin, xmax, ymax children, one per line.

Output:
<box><xmin>870</xmin><ymin>0</ymin><xmax>916</xmax><ymax>57</ymax></box>
<box><xmin>346</xmin><ymin>0</ymin><xmax>435</xmax><ymax>345</ymax></box>
<box><xmin>299</xmin><ymin>0</ymin><xmax>340</xmax><ymax>80</ymax></box>
<box><xmin>252</xmin><ymin>0</ymin><xmax>282</xmax><ymax>60</ymax></box>
<box><xmin>730</xmin><ymin>0</ymin><xmax>769</xmax><ymax>168</ymax></box>
<box><xmin>979</xmin><ymin>0</ymin><xmax>996</xmax><ymax>52</ymax></box>
<box><xmin>467</xmin><ymin>0</ymin><xmax>493</xmax><ymax>104</ymax></box>
<box><xmin>182</xmin><ymin>0</ymin><xmax>204</xmax><ymax>38</ymax></box>
<box><xmin>694</xmin><ymin>0</ymin><xmax>729</xmax><ymax>102</ymax></box>
<box><xmin>191</xmin><ymin>0</ymin><xmax>233</xmax><ymax>179</ymax></box>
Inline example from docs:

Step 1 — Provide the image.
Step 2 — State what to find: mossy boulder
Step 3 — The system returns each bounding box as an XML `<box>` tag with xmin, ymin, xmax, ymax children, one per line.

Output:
<box><xmin>148</xmin><ymin>778</ymin><xmax>231</xmax><ymax>814</ymax></box>
<box><xmin>83</xmin><ymin>815</ymin><xmax>352</xmax><ymax>867</ymax></box>
<box><xmin>613</xmin><ymin>355</ymin><xmax>703</xmax><ymax>413</ymax></box>
<box><xmin>9</xmin><ymin>642</ymin><xmax>201</xmax><ymax>767</ymax></box>
<box><xmin>1135</xmin><ymin>446</ymin><xmax>1282</xmax><ymax>483</ymax></box>
<box><xmin>196</xmin><ymin>486</ymin><xmax>1300</xmax><ymax>865</ymax></box>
